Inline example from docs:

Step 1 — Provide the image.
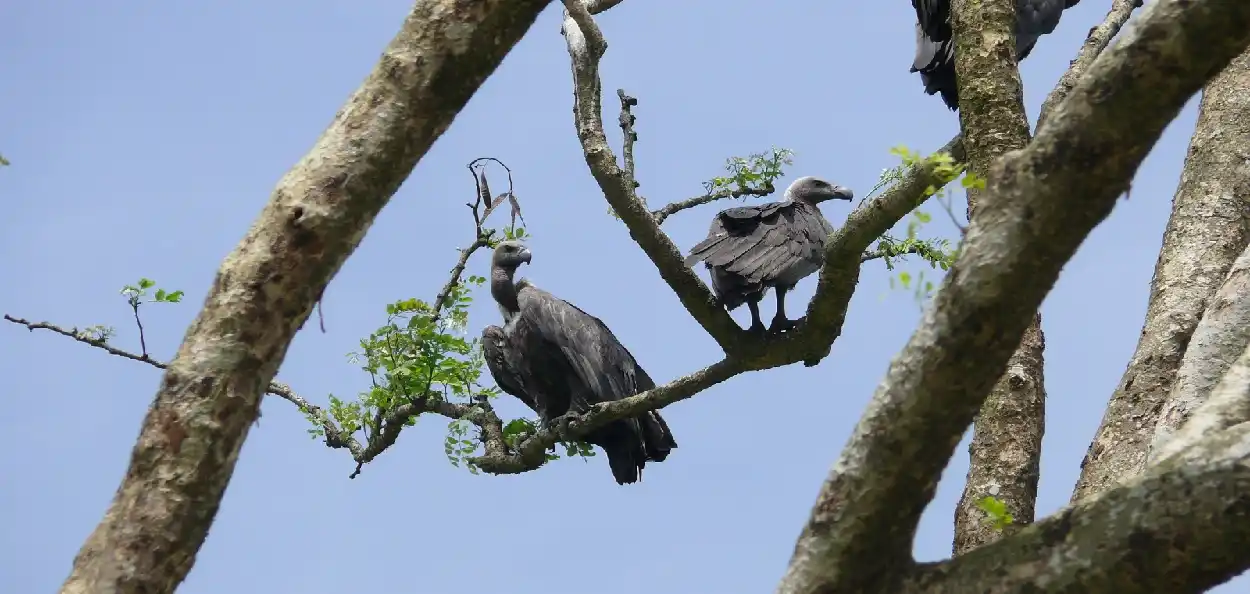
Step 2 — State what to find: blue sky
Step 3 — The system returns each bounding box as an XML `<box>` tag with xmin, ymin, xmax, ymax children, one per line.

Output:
<box><xmin>3</xmin><ymin>1</ymin><xmax>1241</xmax><ymax>592</ymax></box>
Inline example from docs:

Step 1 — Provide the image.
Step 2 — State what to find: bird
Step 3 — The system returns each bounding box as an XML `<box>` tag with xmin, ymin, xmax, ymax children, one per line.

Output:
<box><xmin>683</xmin><ymin>176</ymin><xmax>854</xmax><ymax>335</ymax></box>
<box><xmin>480</xmin><ymin>240</ymin><xmax>677</xmax><ymax>485</ymax></box>
<box><xmin>910</xmin><ymin>0</ymin><xmax>1082</xmax><ymax>110</ymax></box>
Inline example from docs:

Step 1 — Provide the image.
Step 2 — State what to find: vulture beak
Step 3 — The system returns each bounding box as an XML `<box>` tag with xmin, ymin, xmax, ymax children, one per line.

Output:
<box><xmin>518</xmin><ymin>247</ymin><xmax>533</xmax><ymax>264</ymax></box>
<box><xmin>826</xmin><ymin>186</ymin><xmax>854</xmax><ymax>202</ymax></box>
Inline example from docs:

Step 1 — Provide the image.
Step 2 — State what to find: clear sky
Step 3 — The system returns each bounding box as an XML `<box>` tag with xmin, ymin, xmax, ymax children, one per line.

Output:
<box><xmin>2</xmin><ymin>1</ymin><xmax>1241</xmax><ymax>592</ymax></box>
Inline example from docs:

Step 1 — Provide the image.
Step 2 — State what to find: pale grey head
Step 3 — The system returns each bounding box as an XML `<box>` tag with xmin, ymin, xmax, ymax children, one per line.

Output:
<box><xmin>491</xmin><ymin>240</ymin><xmax>533</xmax><ymax>273</ymax></box>
<box><xmin>784</xmin><ymin>176</ymin><xmax>854</xmax><ymax>205</ymax></box>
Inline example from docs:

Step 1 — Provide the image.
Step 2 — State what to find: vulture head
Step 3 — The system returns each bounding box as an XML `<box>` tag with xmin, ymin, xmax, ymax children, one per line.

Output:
<box><xmin>785</xmin><ymin>176</ymin><xmax>854</xmax><ymax>205</ymax></box>
<box><xmin>491</xmin><ymin>240</ymin><xmax>533</xmax><ymax>272</ymax></box>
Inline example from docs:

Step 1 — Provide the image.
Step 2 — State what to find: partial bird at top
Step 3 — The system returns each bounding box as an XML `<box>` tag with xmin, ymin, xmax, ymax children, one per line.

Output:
<box><xmin>684</xmin><ymin>176</ymin><xmax>854</xmax><ymax>335</ymax></box>
<box><xmin>480</xmin><ymin>240</ymin><xmax>677</xmax><ymax>485</ymax></box>
<box><xmin>910</xmin><ymin>0</ymin><xmax>1082</xmax><ymax>110</ymax></box>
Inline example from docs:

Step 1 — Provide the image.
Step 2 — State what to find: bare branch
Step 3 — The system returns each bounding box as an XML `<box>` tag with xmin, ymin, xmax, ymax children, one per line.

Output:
<box><xmin>650</xmin><ymin>184</ymin><xmax>776</xmax><ymax>225</ymax></box>
<box><xmin>948</xmin><ymin>0</ymin><xmax>1045</xmax><ymax>553</ymax></box>
<box><xmin>2</xmin><ymin>314</ymin><xmax>364</xmax><ymax>459</ymax></box>
<box><xmin>777</xmin><ymin>1</ymin><xmax>1250</xmax><ymax>591</ymax></box>
<box><xmin>49</xmin><ymin>3</ymin><xmax>554</xmax><ymax>592</ymax></box>
<box><xmin>1149</xmin><ymin>243</ymin><xmax>1250</xmax><ymax>462</ymax></box>
<box><xmin>1073</xmin><ymin>39</ymin><xmax>1250</xmax><ymax>503</ymax></box>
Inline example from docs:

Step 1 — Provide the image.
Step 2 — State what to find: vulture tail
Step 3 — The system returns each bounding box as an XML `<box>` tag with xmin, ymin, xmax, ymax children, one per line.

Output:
<box><xmin>589</xmin><ymin>420</ymin><xmax>649</xmax><ymax>485</ymax></box>
<box><xmin>640</xmin><ymin>410</ymin><xmax>677</xmax><ymax>462</ymax></box>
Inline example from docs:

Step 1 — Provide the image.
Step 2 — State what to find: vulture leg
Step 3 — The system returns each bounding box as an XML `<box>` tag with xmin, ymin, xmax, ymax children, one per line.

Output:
<box><xmin>769</xmin><ymin>285</ymin><xmax>798</xmax><ymax>333</ymax></box>
<box><xmin>745</xmin><ymin>300</ymin><xmax>766</xmax><ymax>335</ymax></box>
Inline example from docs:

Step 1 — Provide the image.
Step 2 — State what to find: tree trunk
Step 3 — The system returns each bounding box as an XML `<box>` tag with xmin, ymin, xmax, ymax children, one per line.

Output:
<box><xmin>948</xmin><ymin>0</ymin><xmax>1047</xmax><ymax>554</ymax></box>
<box><xmin>1071</xmin><ymin>45</ymin><xmax>1250</xmax><ymax>503</ymax></box>
<box><xmin>57</xmin><ymin>2</ymin><xmax>552</xmax><ymax>593</ymax></box>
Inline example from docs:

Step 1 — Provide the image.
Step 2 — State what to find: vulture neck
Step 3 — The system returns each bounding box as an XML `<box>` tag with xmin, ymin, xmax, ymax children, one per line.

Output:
<box><xmin>490</xmin><ymin>265</ymin><xmax>521</xmax><ymax>320</ymax></box>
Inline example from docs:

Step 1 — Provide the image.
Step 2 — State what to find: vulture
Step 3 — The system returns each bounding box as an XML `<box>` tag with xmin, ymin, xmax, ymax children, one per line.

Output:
<box><xmin>910</xmin><ymin>0</ymin><xmax>1083</xmax><ymax>110</ymax></box>
<box><xmin>684</xmin><ymin>176</ymin><xmax>854</xmax><ymax>334</ymax></box>
<box><xmin>480</xmin><ymin>240</ymin><xmax>677</xmax><ymax>485</ymax></box>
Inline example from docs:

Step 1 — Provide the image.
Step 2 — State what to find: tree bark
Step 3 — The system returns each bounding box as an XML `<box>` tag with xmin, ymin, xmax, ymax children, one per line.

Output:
<box><xmin>1071</xmin><ymin>45</ymin><xmax>1250</xmax><ymax>503</ymax></box>
<box><xmin>777</xmin><ymin>1</ymin><xmax>1250</xmax><ymax>590</ymax></box>
<box><xmin>948</xmin><ymin>0</ymin><xmax>1046</xmax><ymax>554</ymax></box>
<box><xmin>57</xmin><ymin>1</ymin><xmax>552</xmax><ymax>593</ymax></box>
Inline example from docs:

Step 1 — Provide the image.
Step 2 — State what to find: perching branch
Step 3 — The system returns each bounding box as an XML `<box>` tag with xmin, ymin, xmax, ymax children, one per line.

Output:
<box><xmin>561</xmin><ymin>0</ymin><xmax>967</xmax><ymax>371</ymax></box>
<box><xmin>41</xmin><ymin>3</ymin><xmax>554</xmax><ymax>592</ymax></box>
<box><xmin>777</xmin><ymin>1</ymin><xmax>1250</xmax><ymax>591</ymax></box>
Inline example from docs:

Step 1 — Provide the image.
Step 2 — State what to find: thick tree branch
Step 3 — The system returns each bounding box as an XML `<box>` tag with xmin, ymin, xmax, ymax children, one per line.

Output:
<box><xmin>948</xmin><ymin>0</ymin><xmax>1046</xmax><ymax>554</ymax></box>
<box><xmin>560</xmin><ymin>0</ymin><xmax>967</xmax><ymax>369</ymax></box>
<box><xmin>50</xmin><ymin>3</ymin><xmax>554</xmax><ymax>592</ymax></box>
<box><xmin>899</xmin><ymin>421</ymin><xmax>1250</xmax><ymax>593</ymax></box>
<box><xmin>1073</xmin><ymin>41</ymin><xmax>1250</xmax><ymax>503</ymax></box>
<box><xmin>777</xmin><ymin>1</ymin><xmax>1250</xmax><ymax>591</ymax></box>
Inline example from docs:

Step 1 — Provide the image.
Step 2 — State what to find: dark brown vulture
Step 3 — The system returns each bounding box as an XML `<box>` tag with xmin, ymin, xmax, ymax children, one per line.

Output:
<box><xmin>911</xmin><ymin>0</ymin><xmax>1084</xmax><ymax>110</ymax></box>
<box><xmin>480</xmin><ymin>241</ymin><xmax>677</xmax><ymax>485</ymax></box>
<box><xmin>684</xmin><ymin>176</ymin><xmax>854</xmax><ymax>334</ymax></box>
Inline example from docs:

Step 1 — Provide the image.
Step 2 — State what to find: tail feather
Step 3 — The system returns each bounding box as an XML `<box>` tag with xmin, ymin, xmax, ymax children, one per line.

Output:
<box><xmin>641</xmin><ymin>410</ymin><xmax>677</xmax><ymax>462</ymax></box>
<box><xmin>597</xmin><ymin>426</ymin><xmax>647</xmax><ymax>485</ymax></box>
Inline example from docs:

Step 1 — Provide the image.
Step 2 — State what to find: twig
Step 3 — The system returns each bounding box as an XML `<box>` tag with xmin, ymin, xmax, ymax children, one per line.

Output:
<box><xmin>1036</xmin><ymin>0</ymin><xmax>1143</xmax><ymax>131</ymax></box>
<box><xmin>2</xmin><ymin>313</ymin><xmax>362</xmax><ymax>456</ymax></box>
<box><xmin>860</xmin><ymin>245</ymin><xmax>928</xmax><ymax>263</ymax></box>
<box><xmin>650</xmin><ymin>184</ymin><xmax>776</xmax><ymax>225</ymax></box>
<box><xmin>129</xmin><ymin>302</ymin><xmax>148</xmax><ymax>358</ymax></box>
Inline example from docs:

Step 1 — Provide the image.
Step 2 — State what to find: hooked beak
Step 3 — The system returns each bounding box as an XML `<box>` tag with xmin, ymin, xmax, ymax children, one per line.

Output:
<box><xmin>827</xmin><ymin>186</ymin><xmax>854</xmax><ymax>201</ymax></box>
<box><xmin>518</xmin><ymin>247</ymin><xmax>533</xmax><ymax>264</ymax></box>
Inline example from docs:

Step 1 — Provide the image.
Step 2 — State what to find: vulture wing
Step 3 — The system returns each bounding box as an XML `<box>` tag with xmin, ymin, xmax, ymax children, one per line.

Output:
<box><xmin>685</xmin><ymin>200</ymin><xmax>829</xmax><ymax>287</ymax></box>
<box><xmin>481</xmin><ymin>325</ymin><xmax>537</xmax><ymax>412</ymax></box>
<box><xmin>515</xmin><ymin>283</ymin><xmax>675</xmax><ymax>455</ymax></box>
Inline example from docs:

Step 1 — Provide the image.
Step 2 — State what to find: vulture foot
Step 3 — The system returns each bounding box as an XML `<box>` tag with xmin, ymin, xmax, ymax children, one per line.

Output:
<box><xmin>768</xmin><ymin>316</ymin><xmax>797</xmax><ymax>334</ymax></box>
<box><xmin>544</xmin><ymin>412</ymin><xmax>580</xmax><ymax>442</ymax></box>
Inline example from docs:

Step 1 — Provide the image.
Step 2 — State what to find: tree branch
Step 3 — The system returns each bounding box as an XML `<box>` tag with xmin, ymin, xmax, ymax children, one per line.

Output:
<box><xmin>948</xmin><ymin>0</ymin><xmax>1045</xmax><ymax>554</ymax></box>
<box><xmin>1149</xmin><ymin>242</ymin><xmax>1250</xmax><ymax>462</ymax></box>
<box><xmin>559</xmin><ymin>0</ymin><xmax>968</xmax><ymax>370</ymax></box>
<box><xmin>470</xmin><ymin>358</ymin><xmax>744</xmax><ymax>474</ymax></box>
<box><xmin>776</xmin><ymin>1</ymin><xmax>1250</xmax><ymax>591</ymax></box>
<box><xmin>49</xmin><ymin>3</ymin><xmax>554</xmax><ymax>592</ymax></box>
<box><xmin>1036</xmin><ymin>0</ymin><xmax>1142</xmax><ymax>132</ymax></box>
<box><xmin>1072</xmin><ymin>36</ymin><xmax>1250</xmax><ymax>503</ymax></box>
<box><xmin>650</xmin><ymin>183</ymin><xmax>776</xmax><ymax>225</ymax></box>
<box><xmin>899</xmin><ymin>421</ymin><xmax>1250</xmax><ymax>593</ymax></box>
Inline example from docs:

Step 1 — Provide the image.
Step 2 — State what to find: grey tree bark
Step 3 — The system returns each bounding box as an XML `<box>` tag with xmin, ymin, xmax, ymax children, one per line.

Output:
<box><xmin>1072</xmin><ymin>42</ymin><xmax>1250</xmax><ymax>504</ymax></box>
<box><xmin>947</xmin><ymin>0</ymin><xmax>1046</xmax><ymax>555</ymax></box>
<box><xmin>56</xmin><ymin>1</ymin><xmax>553</xmax><ymax>593</ymax></box>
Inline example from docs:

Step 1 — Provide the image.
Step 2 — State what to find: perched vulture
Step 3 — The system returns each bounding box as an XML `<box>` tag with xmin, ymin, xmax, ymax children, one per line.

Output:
<box><xmin>910</xmin><ymin>0</ymin><xmax>1082</xmax><ymax>110</ymax></box>
<box><xmin>684</xmin><ymin>176</ymin><xmax>854</xmax><ymax>334</ymax></box>
<box><xmin>480</xmin><ymin>240</ymin><xmax>677</xmax><ymax>485</ymax></box>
